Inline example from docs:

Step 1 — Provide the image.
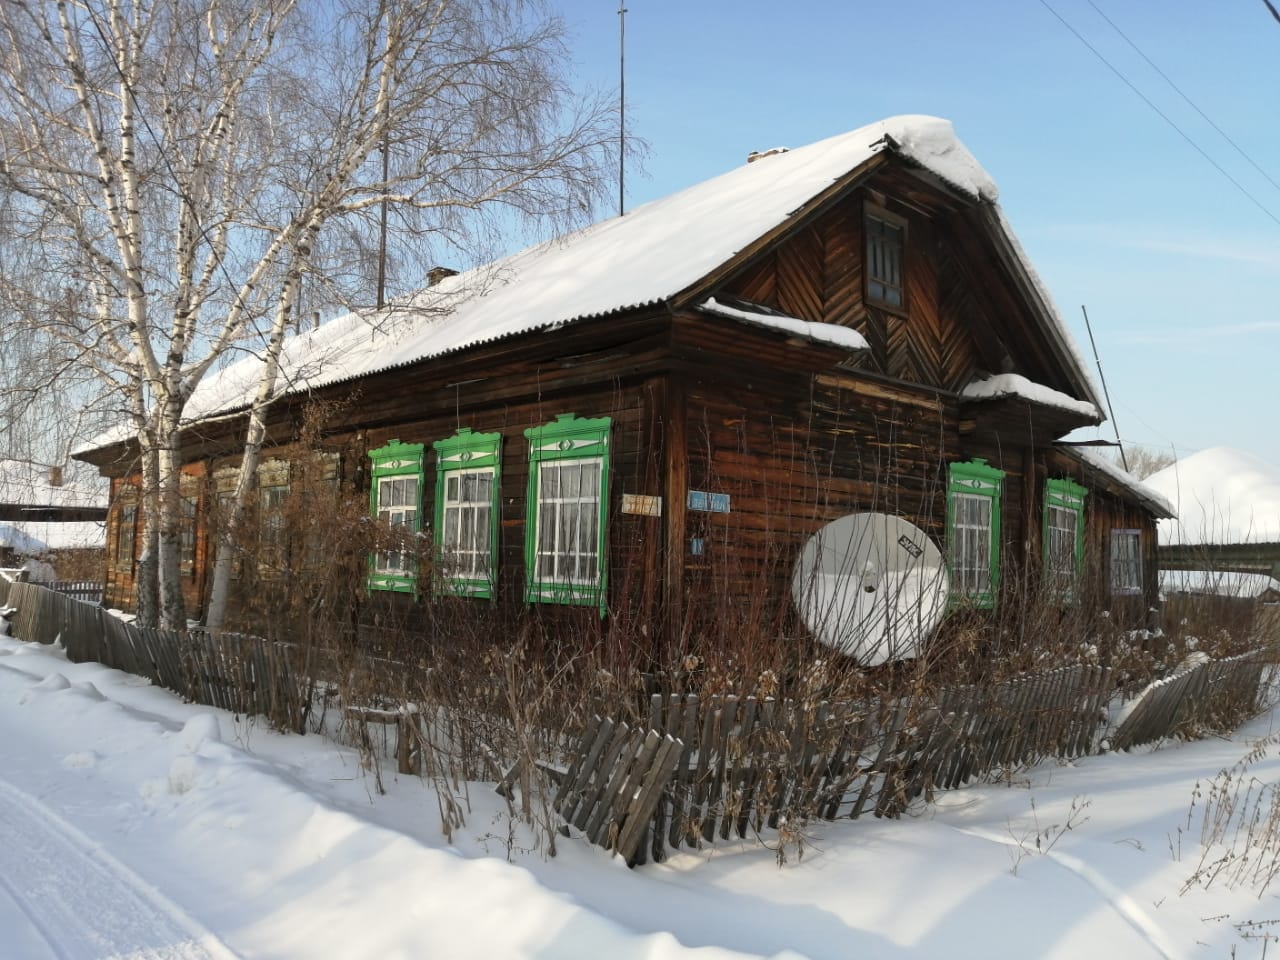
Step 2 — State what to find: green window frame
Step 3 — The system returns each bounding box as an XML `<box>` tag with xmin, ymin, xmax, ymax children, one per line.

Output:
<box><xmin>524</xmin><ymin>413</ymin><xmax>611</xmax><ymax>614</ymax></box>
<box><xmin>433</xmin><ymin>428</ymin><xmax>502</xmax><ymax>599</ymax></box>
<box><xmin>947</xmin><ymin>459</ymin><xmax>1003</xmax><ymax>609</ymax></box>
<box><xmin>1043</xmin><ymin>477</ymin><xmax>1088</xmax><ymax>601</ymax></box>
<box><xmin>368</xmin><ymin>439</ymin><xmax>425</xmax><ymax>593</ymax></box>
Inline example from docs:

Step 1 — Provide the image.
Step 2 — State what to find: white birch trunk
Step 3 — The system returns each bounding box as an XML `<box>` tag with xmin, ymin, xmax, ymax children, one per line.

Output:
<box><xmin>205</xmin><ymin>242</ymin><xmax>310</xmax><ymax>633</ymax></box>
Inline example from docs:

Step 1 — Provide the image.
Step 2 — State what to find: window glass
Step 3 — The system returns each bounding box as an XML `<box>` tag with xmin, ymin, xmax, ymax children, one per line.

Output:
<box><xmin>950</xmin><ymin>493</ymin><xmax>993</xmax><ymax>596</ymax></box>
<box><xmin>1043</xmin><ymin>478</ymin><xmax>1087</xmax><ymax>601</ymax></box>
<box><xmin>866</xmin><ymin>213</ymin><xmax>904</xmax><ymax>308</ymax></box>
<box><xmin>947</xmin><ymin>459</ymin><xmax>1003</xmax><ymax>609</ymax></box>
<box><xmin>115</xmin><ymin>503</ymin><xmax>137</xmax><ymax>567</ymax></box>
<box><xmin>1046</xmin><ymin>505</ymin><xmax>1077</xmax><ymax>588</ymax></box>
<box><xmin>367</xmin><ymin>440</ymin><xmax>425</xmax><ymax>592</ymax></box>
<box><xmin>440</xmin><ymin>467</ymin><xmax>494</xmax><ymax>580</ymax></box>
<box><xmin>524</xmin><ymin>414</ymin><xmax>611</xmax><ymax>612</ymax></box>
<box><xmin>1110</xmin><ymin>529</ymin><xmax>1142</xmax><ymax>595</ymax></box>
<box><xmin>179</xmin><ymin>494</ymin><xmax>197</xmax><ymax>575</ymax></box>
<box><xmin>375</xmin><ymin>475</ymin><xmax>418</xmax><ymax>574</ymax></box>
<box><xmin>432</xmin><ymin>429</ymin><xmax>501</xmax><ymax>598</ymax></box>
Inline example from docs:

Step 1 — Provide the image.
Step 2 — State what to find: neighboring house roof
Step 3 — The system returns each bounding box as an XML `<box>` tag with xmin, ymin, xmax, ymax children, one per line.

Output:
<box><xmin>0</xmin><ymin>460</ymin><xmax>108</xmax><ymax>521</ymax></box>
<box><xmin>1160</xmin><ymin>569</ymin><xmax>1280</xmax><ymax>599</ymax></box>
<box><xmin>1060</xmin><ymin>447</ymin><xmax>1177</xmax><ymax>519</ymax></box>
<box><xmin>77</xmin><ymin>114</ymin><xmax>1102</xmax><ymax>457</ymax></box>
<box><xmin>9</xmin><ymin>519</ymin><xmax>106</xmax><ymax>551</ymax></box>
<box><xmin>0</xmin><ymin>524</ymin><xmax>48</xmax><ymax>555</ymax></box>
<box><xmin>1144</xmin><ymin>447</ymin><xmax>1280</xmax><ymax>546</ymax></box>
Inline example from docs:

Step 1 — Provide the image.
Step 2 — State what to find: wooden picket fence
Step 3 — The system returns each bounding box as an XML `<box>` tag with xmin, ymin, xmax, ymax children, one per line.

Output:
<box><xmin>601</xmin><ymin>663</ymin><xmax>1114</xmax><ymax>864</ymax></box>
<box><xmin>1</xmin><ymin>579</ymin><xmax>308</xmax><ymax>731</ymax></box>
<box><xmin>30</xmin><ymin>580</ymin><xmax>103</xmax><ymax>604</ymax></box>
<box><xmin>1109</xmin><ymin>651</ymin><xmax>1271</xmax><ymax>752</ymax></box>
<box><xmin>1</xmin><ymin>573</ymin><xmax>1277</xmax><ymax>869</ymax></box>
<box><xmin>551</xmin><ymin>719</ymin><xmax>683</xmax><ymax>866</ymax></box>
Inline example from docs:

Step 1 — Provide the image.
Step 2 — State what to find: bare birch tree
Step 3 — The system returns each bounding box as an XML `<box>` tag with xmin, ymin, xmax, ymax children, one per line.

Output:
<box><xmin>0</xmin><ymin>0</ymin><xmax>616</xmax><ymax>630</ymax></box>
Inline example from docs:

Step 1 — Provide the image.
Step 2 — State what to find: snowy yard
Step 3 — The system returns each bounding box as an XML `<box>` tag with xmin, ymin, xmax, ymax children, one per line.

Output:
<box><xmin>3</xmin><ymin>632</ymin><xmax>1280</xmax><ymax>959</ymax></box>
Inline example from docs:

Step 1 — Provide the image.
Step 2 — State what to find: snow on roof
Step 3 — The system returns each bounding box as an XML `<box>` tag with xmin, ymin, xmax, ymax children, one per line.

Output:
<box><xmin>11</xmin><ymin>519</ymin><xmax>106</xmax><ymax>551</ymax></box>
<box><xmin>0</xmin><ymin>461</ymin><xmax>106</xmax><ymax>510</ymax></box>
<box><xmin>1160</xmin><ymin>569</ymin><xmax>1280</xmax><ymax>599</ymax></box>
<box><xmin>0</xmin><ymin>524</ymin><xmax>48</xmax><ymax>555</ymax></box>
<box><xmin>1063</xmin><ymin>446</ymin><xmax>1177</xmax><ymax>518</ymax></box>
<box><xmin>961</xmin><ymin>373</ymin><xmax>1100</xmax><ymax>420</ymax></box>
<box><xmin>1144</xmin><ymin>446</ymin><xmax>1280</xmax><ymax>546</ymax></box>
<box><xmin>698</xmin><ymin>297</ymin><xmax>869</xmax><ymax>351</ymax></box>
<box><xmin>78</xmin><ymin>114</ymin><xmax>1095</xmax><ymax>455</ymax></box>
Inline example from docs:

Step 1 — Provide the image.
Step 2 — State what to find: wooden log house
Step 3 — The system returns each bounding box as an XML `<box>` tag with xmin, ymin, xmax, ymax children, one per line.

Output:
<box><xmin>75</xmin><ymin>115</ymin><xmax>1174</xmax><ymax>658</ymax></box>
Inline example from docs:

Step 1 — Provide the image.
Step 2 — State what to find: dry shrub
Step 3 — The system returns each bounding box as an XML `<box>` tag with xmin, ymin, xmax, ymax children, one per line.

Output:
<box><xmin>1184</xmin><ymin>731</ymin><xmax>1280</xmax><ymax>896</ymax></box>
<box><xmin>209</xmin><ymin>410</ymin><xmax>1274</xmax><ymax>853</ymax></box>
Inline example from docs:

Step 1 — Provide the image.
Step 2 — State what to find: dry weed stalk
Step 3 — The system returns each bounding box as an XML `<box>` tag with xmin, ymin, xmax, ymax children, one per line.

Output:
<box><xmin>207</xmin><ymin>404</ymin><xmax>1274</xmax><ymax>860</ymax></box>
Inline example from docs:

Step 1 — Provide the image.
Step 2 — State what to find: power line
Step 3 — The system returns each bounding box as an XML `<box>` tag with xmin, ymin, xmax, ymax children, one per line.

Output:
<box><xmin>1039</xmin><ymin>0</ymin><xmax>1280</xmax><ymax>229</ymax></box>
<box><xmin>1085</xmin><ymin>0</ymin><xmax>1280</xmax><ymax>198</ymax></box>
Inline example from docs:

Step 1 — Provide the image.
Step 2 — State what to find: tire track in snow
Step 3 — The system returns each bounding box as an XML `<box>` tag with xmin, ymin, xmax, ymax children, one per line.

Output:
<box><xmin>0</xmin><ymin>776</ymin><xmax>240</xmax><ymax>960</ymax></box>
<box><xmin>952</xmin><ymin>824</ymin><xmax>1177</xmax><ymax>960</ymax></box>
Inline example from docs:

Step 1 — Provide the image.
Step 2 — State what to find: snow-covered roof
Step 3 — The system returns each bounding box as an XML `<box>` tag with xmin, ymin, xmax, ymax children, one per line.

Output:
<box><xmin>0</xmin><ymin>524</ymin><xmax>47</xmax><ymax>555</ymax></box>
<box><xmin>78</xmin><ymin>114</ymin><xmax>1100</xmax><ymax>456</ymax></box>
<box><xmin>0</xmin><ymin>461</ymin><xmax>106</xmax><ymax>510</ymax></box>
<box><xmin>1144</xmin><ymin>447</ymin><xmax>1280</xmax><ymax>546</ymax></box>
<box><xmin>698</xmin><ymin>297</ymin><xmax>869</xmax><ymax>351</ymax></box>
<box><xmin>1160</xmin><ymin>569</ymin><xmax>1280</xmax><ymax>599</ymax></box>
<box><xmin>1062</xmin><ymin>446</ymin><xmax>1177</xmax><ymax>519</ymax></box>
<box><xmin>11</xmin><ymin>519</ymin><xmax>106</xmax><ymax>551</ymax></box>
<box><xmin>961</xmin><ymin>373</ymin><xmax>1100</xmax><ymax>421</ymax></box>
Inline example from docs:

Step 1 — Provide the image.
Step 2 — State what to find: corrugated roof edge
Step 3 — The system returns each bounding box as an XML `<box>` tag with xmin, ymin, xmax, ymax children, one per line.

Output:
<box><xmin>77</xmin><ymin>115</ymin><xmax>1087</xmax><ymax>460</ymax></box>
<box><xmin>1060</xmin><ymin>445</ymin><xmax>1177</xmax><ymax>519</ymax></box>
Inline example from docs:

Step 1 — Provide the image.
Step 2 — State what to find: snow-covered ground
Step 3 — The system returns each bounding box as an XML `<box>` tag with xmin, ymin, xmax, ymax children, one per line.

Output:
<box><xmin>3</xmin><ymin>631</ymin><xmax>1280</xmax><ymax>959</ymax></box>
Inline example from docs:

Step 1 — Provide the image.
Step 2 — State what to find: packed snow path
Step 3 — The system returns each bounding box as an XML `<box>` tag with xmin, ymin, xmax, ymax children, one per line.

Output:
<box><xmin>3</xmin><ymin>634</ymin><xmax>1280</xmax><ymax>958</ymax></box>
<box><xmin>0</xmin><ymin>776</ymin><xmax>238</xmax><ymax>960</ymax></box>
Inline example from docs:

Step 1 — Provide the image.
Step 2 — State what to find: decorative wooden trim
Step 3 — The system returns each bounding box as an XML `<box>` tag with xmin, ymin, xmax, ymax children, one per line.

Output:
<box><xmin>524</xmin><ymin>414</ymin><xmax>612</xmax><ymax>614</ymax></box>
<box><xmin>432</xmin><ymin>428</ymin><xmax>502</xmax><ymax>599</ymax></box>
<box><xmin>947</xmin><ymin>458</ymin><xmax>1004</xmax><ymax>609</ymax></box>
<box><xmin>367</xmin><ymin>439</ymin><xmax>425</xmax><ymax>594</ymax></box>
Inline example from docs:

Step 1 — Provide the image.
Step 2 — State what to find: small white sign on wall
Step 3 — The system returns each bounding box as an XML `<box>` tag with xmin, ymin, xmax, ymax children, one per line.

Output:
<box><xmin>622</xmin><ymin>494</ymin><xmax>663</xmax><ymax>517</ymax></box>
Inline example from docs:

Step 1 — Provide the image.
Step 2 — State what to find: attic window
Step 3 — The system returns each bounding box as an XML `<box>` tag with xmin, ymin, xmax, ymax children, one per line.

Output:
<box><xmin>865</xmin><ymin>205</ymin><xmax>906</xmax><ymax>311</ymax></box>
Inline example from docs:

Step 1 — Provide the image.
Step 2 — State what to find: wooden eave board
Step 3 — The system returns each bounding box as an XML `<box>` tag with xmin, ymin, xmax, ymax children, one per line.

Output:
<box><xmin>960</xmin><ymin>395</ymin><xmax>1098</xmax><ymax>444</ymax></box>
<box><xmin>670</xmin><ymin>152</ymin><xmax>892</xmax><ymax>312</ymax></box>
<box><xmin>670</xmin><ymin>310</ymin><xmax>855</xmax><ymax>374</ymax></box>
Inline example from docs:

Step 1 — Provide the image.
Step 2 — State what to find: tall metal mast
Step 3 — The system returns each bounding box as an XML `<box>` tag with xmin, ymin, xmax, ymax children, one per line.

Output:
<box><xmin>1081</xmin><ymin>304</ymin><xmax>1128</xmax><ymax>472</ymax></box>
<box><xmin>618</xmin><ymin>3</ymin><xmax>627</xmax><ymax>216</ymax></box>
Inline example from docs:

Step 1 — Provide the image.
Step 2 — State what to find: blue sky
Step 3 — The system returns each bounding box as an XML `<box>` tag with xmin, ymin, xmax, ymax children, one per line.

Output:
<box><xmin>552</xmin><ymin>0</ymin><xmax>1280</xmax><ymax>467</ymax></box>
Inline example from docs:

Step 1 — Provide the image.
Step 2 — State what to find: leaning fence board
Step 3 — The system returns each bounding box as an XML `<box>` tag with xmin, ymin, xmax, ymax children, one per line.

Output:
<box><xmin>572</xmin><ymin>721</ymin><xmax>633</xmax><ymax>833</ymax></box>
<box><xmin>617</xmin><ymin>735</ymin><xmax>682</xmax><ymax>867</ymax></box>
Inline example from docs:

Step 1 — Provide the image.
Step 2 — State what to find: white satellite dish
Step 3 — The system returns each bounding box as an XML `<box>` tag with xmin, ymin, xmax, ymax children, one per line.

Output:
<box><xmin>791</xmin><ymin>512</ymin><xmax>950</xmax><ymax>666</ymax></box>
